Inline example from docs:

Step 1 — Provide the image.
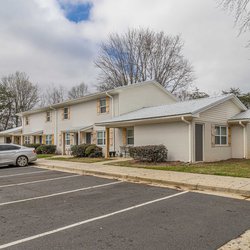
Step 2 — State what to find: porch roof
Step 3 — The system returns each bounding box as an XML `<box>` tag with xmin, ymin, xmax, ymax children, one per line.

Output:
<box><xmin>0</xmin><ymin>126</ymin><xmax>22</xmax><ymax>135</ymax></box>
<box><xmin>229</xmin><ymin>109</ymin><xmax>250</xmax><ymax>121</ymax></box>
<box><xmin>96</xmin><ymin>94</ymin><xmax>246</xmax><ymax>126</ymax></box>
<box><xmin>23</xmin><ymin>130</ymin><xmax>43</xmax><ymax>136</ymax></box>
<box><xmin>61</xmin><ymin>125</ymin><xmax>93</xmax><ymax>133</ymax></box>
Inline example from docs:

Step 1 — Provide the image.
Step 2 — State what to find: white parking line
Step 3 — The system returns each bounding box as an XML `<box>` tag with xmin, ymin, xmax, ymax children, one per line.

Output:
<box><xmin>0</xmin><ymin>181</ymin><xmax>123</xmax><ymax>206</ymax></box>
<box><xmin>0</xmin><ymin>170</ymin><xmax>50</xmax><ymax>178</ymax></box>
<box><xmin>0</xmin><ymin>175</ymin><xmax>79</xmax><ymax>188</ymax></box>
<box><xmin>0</xmin><ymin>190</ymin><xmax>188</xmax><ymax>249</ymax></box>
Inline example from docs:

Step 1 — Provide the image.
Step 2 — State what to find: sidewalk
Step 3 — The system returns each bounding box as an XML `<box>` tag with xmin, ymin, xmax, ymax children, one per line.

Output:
<box><xmin>36</xmin><ymin>159</ymin><xmax>250</xmax><ymax>197</ymax></box>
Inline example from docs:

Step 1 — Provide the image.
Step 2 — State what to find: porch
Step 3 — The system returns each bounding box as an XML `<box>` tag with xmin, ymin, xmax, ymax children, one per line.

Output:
<box><xmin>104</xmin><ymin>126</ymin><xmax>134</xmax><ymax>158</ymax></box>
<box><xmin>61</xmin><ymin>125</ymin><xmax>93</xmax><ymax>155</ymax></box>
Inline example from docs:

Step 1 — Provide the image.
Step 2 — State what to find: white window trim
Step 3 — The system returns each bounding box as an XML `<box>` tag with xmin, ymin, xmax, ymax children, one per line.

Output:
<box><xmin>65</xmin><ymin>132</ymin><xmax>70</xmax><ymax>146</ymax></box>
<box><xmin>100</xmin><ymin>98</ymin><xmax>107</xmax><ymax>114</ymax></box>
<box><xmin>24</xmin><ymin>136</ymin><xmax>30</xmax><ymax>144</ymax></box>
<box><xmin>45</xmin><ymin>135</ymin><xmax>52</xmax><ymax>145</ymax></box>
<box><xmin>126</xmin><ymin>128</ymin><xmax>134</xmax><ymax>145</ymax></box>
<box><xmin>215</xmin><ymin>126</ymin><xmax>228</xmax><ymax>146</ymax></box>
<box><xmin>97</xmin><ymin>131</ymin><xmax>106</xmax><ymax>145</ymax></box>
<box><xmin>46</xmin><ymin>111</ymin><xmax>51</xmax><ymax>122</ymax></box>
<box><xmin>63</xmin><ymin>107</ymin><xmax>69</xmax><ymax>120</ymax></box>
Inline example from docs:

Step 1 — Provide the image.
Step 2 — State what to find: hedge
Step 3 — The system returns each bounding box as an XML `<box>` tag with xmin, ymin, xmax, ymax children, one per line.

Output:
<box><xmin>129</xmin><ymin>145</ymin><xmax>168</xmax><ymax>162</ymax></box>
<box><xmin>36</xmin><ymin>145</ymin><xmax>57</xmax><ymax>154</ymax></box>
<box><xmin>24</xmin><ymin>144</ymin><xmax>41</xmax><ymax>150</ymax></box>
<box><xmin>71</xmin><ymin>144</ymin><xmax>103</xmax><ymax>158</ymax></box>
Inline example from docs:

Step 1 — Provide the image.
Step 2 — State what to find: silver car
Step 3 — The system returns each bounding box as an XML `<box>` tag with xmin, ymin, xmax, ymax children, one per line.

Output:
<box><xmin>0</xmin><ymin>144</ymin><xmax>37</xmax><ymax>167</ymax></box>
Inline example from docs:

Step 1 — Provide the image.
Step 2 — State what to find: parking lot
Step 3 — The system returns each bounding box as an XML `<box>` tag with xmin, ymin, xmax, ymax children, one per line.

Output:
<box><xmin>0</xmin><ymin>166</ymin><xmax>250</xmax><ymax>250</ymax></box>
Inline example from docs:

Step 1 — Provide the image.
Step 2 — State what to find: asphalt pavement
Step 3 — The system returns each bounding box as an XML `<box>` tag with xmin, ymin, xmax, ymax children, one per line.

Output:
<box><xmin>0</xmin><ymin>166</ymin><xmax>249</xmax><ymax>250</ymax></box>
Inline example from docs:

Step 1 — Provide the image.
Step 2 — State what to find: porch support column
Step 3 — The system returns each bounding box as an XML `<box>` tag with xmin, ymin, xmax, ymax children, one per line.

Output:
<box><xmin>78</xmin><ymin>131</ymin><xmax>81</xmax><ymax>145</ymax></box>
<box><xmin>62</xmin><ymin>132</ymin><xmax>65</xmax><ymax>155</ymax></box>
<box><xmin>20</xmin><ymin>135</ymin><xmax>23</xmax><ymax>146</ymax></box>
<box><xmin>11</xmin><ymin>135</ymin><xmax>14</xmax><ymax>144</ymax></box>
<box><xmin>105</xmin><ymin>127</ymin><xmax>110</xmax><ymax>158</ymax></box>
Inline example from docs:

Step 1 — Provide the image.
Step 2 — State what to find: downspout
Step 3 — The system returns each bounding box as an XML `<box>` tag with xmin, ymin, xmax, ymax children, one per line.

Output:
<box><xmin>50</xmin><ymin>106</ymin><xmax>57</xmax><ymax>149</ymax></box>
<box><xmin>239</xmin><ymin>121</ymin><xmax>246</xmax><ymax>158</ymax></box>
<box><xmin>181</xmin><ymin>116</ymin><xmax>192</xmax><ymax>162</ymax></box>
<box><xmin>106</xmin><ymin>92</ymin><xmax>115</xmax><ymax>151</ymax></box>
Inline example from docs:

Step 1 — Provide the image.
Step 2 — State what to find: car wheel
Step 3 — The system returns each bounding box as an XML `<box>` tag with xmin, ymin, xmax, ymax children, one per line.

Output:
<box><xmin>16</xmin><ymin>156</ymin><xmax>28</xmax><ymax>167</ymax></box>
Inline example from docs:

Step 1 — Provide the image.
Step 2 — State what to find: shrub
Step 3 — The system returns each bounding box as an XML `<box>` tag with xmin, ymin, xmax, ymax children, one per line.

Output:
<box><xmin>85</xmin><ymin>144</ymin><xmax>103</xmax><ymax>157</ymax></box>
<box><xmin>24</xmin><ymin>143</ymin><xmax>41</xmax><ymax>149</ymax></box>
<box><xmin>71</xmin><ymin>144</ymin><xmax>89</xmax><ymax>157</ymax></box>
<box><xmin>129</xmin><ymin>145</ymin><xmax>168</xmax><ymax>163</ymax></box>
<box><xmin>36</xmin><ymin>145</ymin><xmax>56</xmax><ymax>154</ymax></box>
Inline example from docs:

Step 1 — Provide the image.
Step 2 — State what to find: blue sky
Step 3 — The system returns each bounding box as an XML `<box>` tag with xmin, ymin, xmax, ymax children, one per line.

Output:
<box><xmin>58</xmin><ymin>1</ymin><xmax>92</xmax><ymax>22</ymax></box>
<box><xmin>0</xmin><ymin>0</ymin><xmax>249</xmax><ymax>93</ymax></box>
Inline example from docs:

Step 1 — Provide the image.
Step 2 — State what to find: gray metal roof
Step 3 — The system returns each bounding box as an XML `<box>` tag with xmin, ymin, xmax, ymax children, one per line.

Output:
<box><xmin>97</xmin><ymin>94</ymin><xmax>244</xmax><ymax>125</ymax></box>
<box><xmin>0</xmin><ymin>126</ymin><xmax>22</xmax><ymax>135</ymax></box>
<box><xmin>230</xmin><ymin>109</ymin><xmax>250</xmax><ymax>120</ymax></box>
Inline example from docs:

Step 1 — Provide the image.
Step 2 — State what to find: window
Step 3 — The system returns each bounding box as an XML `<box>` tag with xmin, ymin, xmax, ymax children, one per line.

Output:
<box><xmin>0</xmin><ymin>145</ymin><xmax>20</xmax><ymax>151</ymax></box>
<box><xmin>215</xmin><ymin>126</ymin><xmax>228</xmax><ymax>145</ymax></box>
<box><xmin>25</xmin><ymin>116</ymin><xmax>29</xmax><ymax>125</ymax></box>
<box><xmin>24</xmin><ymin>136</ymin><xmax>30</xmax><ymax>144</ymax></box>
<box><xmin>63</xmin><ymin>107</ymin><xmax>69</xmax><ymax>120</ymax></box>
<box><xmin>100</xmin><ymin>98</ymin><xmax>106</xmax><ymax>113</ymax></box>
<box><xmin>97</xmin><ymin>131</ymin><xmax>106</xmax><ymax>145</ymax></box>
<box><xmin>65</xmin><ymin>132</ymin><xmax>70</xmax><ymax>146</ymax></box>
<box><xmin>46</xmin><ymin>111</ymin><xmax>51</xmax><ymax>122</ymax></box>
<box><xmin>45</xmin><ymin>135</ymin><xmax>52</xmax><ymax>145</ymax></box>
<box><xmin>126</xmin><ymin>128</ymin><xmax>134</xmax><ymax>145</ymax></box>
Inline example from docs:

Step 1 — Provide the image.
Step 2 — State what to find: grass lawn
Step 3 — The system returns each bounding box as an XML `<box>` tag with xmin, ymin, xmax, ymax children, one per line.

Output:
<box><xmin>37</xmin><ymin>154</ymin><xmax>56</xmax><ymax>159</ymax></box>
<box><xmin>46</xmin><ymin>157</ymin><xmax>111</xmax><ymax>163</ymax></box>
<box><xmin>109</xmin><ymin>159</ymin><xmax>250</xmax><ymax>178</ymax></box>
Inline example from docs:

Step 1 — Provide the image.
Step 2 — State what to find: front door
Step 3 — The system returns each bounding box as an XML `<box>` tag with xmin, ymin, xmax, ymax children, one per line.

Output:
<box><xmin>86</xmin><ymin>133</ymin><xmax>91</xmax><ymax>144</ymax></box>
<box><xmin>195</xmin><ymin>124</ymin><xmax>203</xmax><ymax>161</ymax></box>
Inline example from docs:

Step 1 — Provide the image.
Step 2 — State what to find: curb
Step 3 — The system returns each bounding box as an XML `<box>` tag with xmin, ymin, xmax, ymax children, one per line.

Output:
<box><xmin>36</xmin><ymin>163</ymin><xmax>250</xmax><ymax>197</ymax></box>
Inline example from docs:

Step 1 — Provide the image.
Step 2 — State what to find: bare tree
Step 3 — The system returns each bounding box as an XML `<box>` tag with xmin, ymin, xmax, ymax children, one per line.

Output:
<box><xmin>95</xmin><ymin>28</ymin><xmax>194</xmax><ymax>93</ymax></box>
<box><xmin>0</xmin><ymin>71</ymin><xmax>39</xmax><ymax>129</ymax></box>
<box><xmin>40</xmin><ymin>85</ymin><xmax>67</xmax><ymax>106</ymax></box>
<box><xmin>220</xmin><ymin>0</ymin><xmax>250</xmax><ymax>44</ymax></box>
<box><xmin>68</xmin><ymin>82</ymin><xmax>88</xmax><ymax>99</ymax></box>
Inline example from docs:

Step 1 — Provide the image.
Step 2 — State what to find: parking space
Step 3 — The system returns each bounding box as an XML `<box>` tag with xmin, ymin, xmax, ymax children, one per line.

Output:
<box><xmin>0</xmin><ymin>166</ymin><xmax>249</xmax><ymax>250</ymax></box>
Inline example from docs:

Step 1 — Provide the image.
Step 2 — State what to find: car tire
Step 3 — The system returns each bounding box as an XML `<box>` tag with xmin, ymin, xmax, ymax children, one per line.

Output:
<box><xmin>16</xmin><ymin>156</ymin><xmax>28</xmax><ymax>167</ymax></box>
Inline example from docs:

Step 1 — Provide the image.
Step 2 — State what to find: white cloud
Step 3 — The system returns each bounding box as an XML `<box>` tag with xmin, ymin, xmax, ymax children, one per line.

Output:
<box><xmin>0</xmin><ymin>0</ymin><xmax>249</xmax><ymax>94</ymax></box>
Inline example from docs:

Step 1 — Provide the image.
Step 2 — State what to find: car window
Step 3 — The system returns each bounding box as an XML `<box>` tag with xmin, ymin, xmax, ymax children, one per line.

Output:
<box><xmin>0</xmin><ymin>145</ymin><xmax>20</xmax><ymax>151</ymax></box>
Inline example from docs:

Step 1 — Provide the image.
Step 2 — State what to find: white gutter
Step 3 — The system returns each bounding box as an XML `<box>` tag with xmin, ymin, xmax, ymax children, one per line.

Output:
<box><xmin>181</xmin><ymin>116</ymin><xmax>192</xmax><ymax>162</ymax></box>
<box><xmin>50</xmin><ymin>106</ymin><xmax>58</xmax><ymax>146</ymax></box>
<box><xmin>105</xmin><ymin>92</ymin><xmax>114</xmax><ymax>117</ymax></box>
<box><xmin>239</xmin><ymin>121</ymin><xmax>246</xmax><ymax>158</ymax></box>
<box><xmin>106</xmin><ymin>91</ymin><xmax>115</xmax><ymax>151</ymax></box>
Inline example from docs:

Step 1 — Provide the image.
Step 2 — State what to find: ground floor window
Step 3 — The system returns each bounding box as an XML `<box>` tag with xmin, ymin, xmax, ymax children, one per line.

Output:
<box><xmin>65</xmin><ymin>132</ymin><xmax>71</xmax><ymax>146</ymax></box>
<box><xmin>97</xmin><ymin>131</ymin><xmax>105</xmax><ymax>145</ymax></box>
<box><xmin>45</xmin><ymin>135</ymin><xmax>52</xmax><ymax>145</ymax></box>
<box><xmin>215</xmin><ymin>126</ymin><xmax>228</xmax><ymax>145</ymax></box>
<box><xmin>126</xmin><ymin>128</ymin><xmax>134</xmax><ymax>145</ymax></box>
<box><xmin>24</xmin><ymin>136</ymin><xmax>30</xmax><ymax>144</ymax></box>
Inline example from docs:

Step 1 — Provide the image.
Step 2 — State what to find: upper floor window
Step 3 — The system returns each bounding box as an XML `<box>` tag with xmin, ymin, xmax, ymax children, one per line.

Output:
<box><xmin>215</xmin><ymin>126</ymin><xmax>228</xmax><ymax>145</ymax></box>
<box><xmin>25</xmin><ymin>116</ymin><xmax>29</xmax><ymax>125</ymax></box>
<box><xmin>45</xmin><ymin>135</ymin><xmax>52</xmax><ymax>145</ymax></box>
<box><xmin>63</xmin><ymin>107</ymin><xmax>69</xmax><ymax>120</ymax></box>
<box><xmin>46</xmin><ymin>111</ymin><xmax>51</xmax><ymax>122</ymax></box>
<box><xmin>97</xmin><ymin>131</ymin><xmax>106</xmax><ymax>145</ymax></box>
<box><xmin>100</xmin><ymin>98</ymin><xmax>106</xmax><ymax>113</ymax></box>
<box><xmin>126</xmin><ymin>128</ymin><xmax>134</xmax><ymax>145</ymax></box>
